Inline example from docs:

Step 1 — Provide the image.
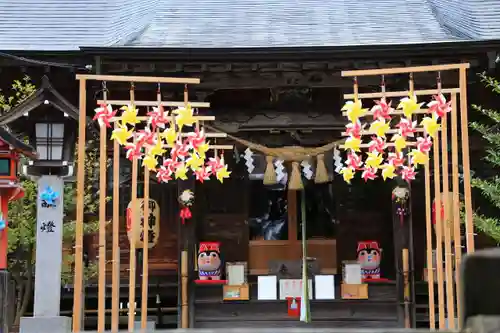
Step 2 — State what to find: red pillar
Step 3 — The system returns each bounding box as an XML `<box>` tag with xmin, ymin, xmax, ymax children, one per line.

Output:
<box><xmin>0</xmin><ymin>196</ymin><xmax>7</xmax><ymax>269</ymax></box>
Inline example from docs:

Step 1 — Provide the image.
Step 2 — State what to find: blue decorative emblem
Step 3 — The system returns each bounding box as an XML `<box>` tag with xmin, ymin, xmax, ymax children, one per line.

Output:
<box><xmin>0</xmin><ymin>214</ymin><xmax>5</xmax><ymax>231</ymax></box>
<box><xmin>40</xmin><ymin>186</ymin><xmax>59</xmax><ymax>208</ymax></box>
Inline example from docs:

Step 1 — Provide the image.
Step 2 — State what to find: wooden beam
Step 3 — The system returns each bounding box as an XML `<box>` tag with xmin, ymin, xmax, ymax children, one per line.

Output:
<box><xmin>97</xmin><ymin>100</ymin><xmax>210</xmax><ymax>108</ymax></box>
<box><xmin>76</xmin><ymin>74</ymin><xmax>200</xmax><ymax>84</ymax></box>
<box><xmin>340</xmin><ymin>128</ymin><xmax>430</xmax><ymax>136</ymax></box>
<box><xmin>344</xmin><ymin>88</ymin><xmax>460</xmax><ymax>99</ymax></box>
<box><xmin>110</xmin><ymin>116</ymin><xmax>215</xmax><ymax>122</ymax></box>
<box><xmin>342</xmin><ymin>63</ymin><xmax>470</xmax><ymax>77</ymax></box>
<box><xmin>339</xmin><ymin>142</ymin><xmax>417</xmax><ymax>149</ymax></box>
<box><xmin>341</xmin><ymin>109</ymin><xmax>433</xmax><ymax>117</ymax></box>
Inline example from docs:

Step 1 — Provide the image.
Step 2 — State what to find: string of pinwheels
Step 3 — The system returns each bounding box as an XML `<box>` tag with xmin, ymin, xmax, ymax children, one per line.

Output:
<box><xmin>339</xmin><ymin>93</ymin><xmax>450</xmax><ymax>183</ymax></box>
<box><xmin>93</xmin><ymin>103</ymin><xmax>231</xmax><ymax>184</ymax></box>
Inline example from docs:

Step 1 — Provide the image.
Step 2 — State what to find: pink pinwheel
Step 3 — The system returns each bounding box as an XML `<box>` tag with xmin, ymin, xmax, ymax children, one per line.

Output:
<box><xmin>156</xmin><ymin>166</ymin><xmax>173</xmax><ymax>183</ymax></box>
<box><xmin>170</xmin><ymin>141</ymin><xmax>189</xmax><ymax>161</ymax></box>
<box><xmin>194</xmin><ymin>166</ymin><xmax>212</xmax><ymax>183</ymax></box>
<box><xmin>416</xmin><ymin>136</ymin><xmax>433</xmax><ymax>153</ymax></box>
<box><xmin>371</xmin><ymin>98</ymin><xmax>393</xmax><ymax>120</ymax></box>
<box><xmin>346</xmin><ymin>151</ymin><xmax>363</xmax><ymax>169</ymax></box>
<box><xmin>93</xmin><ymin>103</ymin><xmax>117</xmax><ymax>128</ymax></box>
<box><xmin>345</xmin><ymin>120</ymin><xmax>363</xmax><ymax>138</ymax></box>
<box><xmin>186</xmin><ymin>128</ymin><xmax>206</xmax><ymax>150</ymax></box>
<box><xmin>396</xmin><ymin>118</ymin><xmax>417</xmax><ymax>137</ymax></box>
<box><xmin>207</xmin><ymin>156</ymin><xmax>224</xmax><ymax>173</ymax></box>
<box><xmin>163</xmin><ymin>158</ymin><xmax>181</xmax><ymax>173</ymax></box>
<box><xmin>361</xmin><ymin>167</ymin><xmax>378</xmax><ymax>181</ymax></box>
<box><xmin>137</xmin><ymin>127</ymin><xmax>156</xmax><ymax>146</ymax></box>
<box><xmin>368</xmin><ymin>136</ymin><xmax>387</xmax><ymax>154</ymax></box>
<box><xmin>427</xmin><ymin>94</ymin><xmax>452</xmax><ymax>118</ymax></box>
<box><xmin>147</xmin><ymin>106</ymin><xmax>170</xmax><ymax>130</ymax></box>
<box><xmin>387</xmin><ymin>151</ymin><xmax>405</xmax><ymax>168</ymax></box>
<box><xmin>401</xmin><ymin>166</ymin><xmax>417</xmax><ymax>182</ymax></box>
<box><xmin>124</xmin><ymin>143</ymin><xmax>143</xmax><ymax>160</ymax></box>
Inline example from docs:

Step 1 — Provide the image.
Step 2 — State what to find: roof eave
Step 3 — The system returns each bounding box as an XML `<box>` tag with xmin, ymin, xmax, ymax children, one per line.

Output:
<box><xmin>79</xmin><ymin>39</ymin><xmax>500</xmax><ymax>61</ymax></box>
<box><xmin>0</xmin><ymin>128</ymin><xmax>38</xmax><ymax>159</ymax></box>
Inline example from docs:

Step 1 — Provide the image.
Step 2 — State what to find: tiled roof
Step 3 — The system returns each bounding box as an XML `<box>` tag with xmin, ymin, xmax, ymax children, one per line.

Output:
<box><xmin>124</xmin><ymin>0</ymin><xmax>463</xmax><ymax>47</ymax></box>
<box><xmin>0</xmin><ymin>0</ymin><xmax>159</xmax><ymax>51</ymax></box>
<box><xmin>1</xmin><ymin>0</ymin><xmax>500</xmax><ymax>51</ymax></box>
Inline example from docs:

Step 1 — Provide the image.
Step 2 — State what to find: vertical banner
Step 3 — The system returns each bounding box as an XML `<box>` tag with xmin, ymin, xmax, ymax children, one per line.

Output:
<box><xmin>33</xmin><ymin>175</ymin><xmax>64</xmax><ymax>317</ymax></box>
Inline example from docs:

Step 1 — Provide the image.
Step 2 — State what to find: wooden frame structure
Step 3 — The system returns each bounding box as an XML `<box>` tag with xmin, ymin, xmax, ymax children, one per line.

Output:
<box><xmin>340</xmin><ymin>63</ymin><xmax>474</xmax><ymax>330</ymax></box>
<box><xmin>73</xmin><ymin>74</ymin><xmax>232</xmax><ymax>332</ymax></box>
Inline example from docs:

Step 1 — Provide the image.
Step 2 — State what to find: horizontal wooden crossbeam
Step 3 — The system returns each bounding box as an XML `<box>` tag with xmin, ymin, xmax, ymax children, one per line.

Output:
<box><xmin>339</xmin><ymin>142</ymin><xmax>417</xmax><ymax>149</ymax></box>
<box><xmin>161</xmin><ymin>144</ymin><xmax>233</xmax><ymax>150</ymax></box>
<box><xmin>341</xmin><ymin>108</ymin><xmax>432</xmax><ymax>117</ymax></box>
<box><xmin>110</xmin><ymin>116</ymin><xmax>215</xmax><ymax>122</ymax></box>
<box><xmin>344</xmin><ymin>88</ymin><xmax>460</xmax><ymax>99</ymax></box>
<box><xmin>342</xmin><ymin>63</ymin><xmax>469</xmax><ymax>77</ymax></box>
<box><xmin>341</xmin><ymin>128</ymin><xmax>431</xmax><ymax>136</ymax></box>
<box><xmin>76</xmin><ymin>74</ymin><xmax>200</xmax><ymax>84</ymax></box>
<box><xmin>97</xmin><ymin>100</ymin><xmax>210</xmax><ymax>108</ymax></box>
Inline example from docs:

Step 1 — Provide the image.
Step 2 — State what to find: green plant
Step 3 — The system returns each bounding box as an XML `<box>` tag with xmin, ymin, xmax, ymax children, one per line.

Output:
<box><xmin>469</xmin><ymin>73</ymin><xmax>500</xmax><ymax>244</ymax></box>
<box><xmin>1</xmin><ymin>77</ymin><xmax>108</xmax><ymax>324</ymax></box>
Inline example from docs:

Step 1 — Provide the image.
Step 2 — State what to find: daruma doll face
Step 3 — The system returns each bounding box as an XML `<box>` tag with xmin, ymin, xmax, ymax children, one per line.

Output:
<box><xmin>198</xmin><ymin>251</ymin><xmax>221</xmax><ymax>271</ymax></box>
<box><xmin>358</xmin><ymin>249</ymin><xmax>381</xmax><ymax>270</ymax></box>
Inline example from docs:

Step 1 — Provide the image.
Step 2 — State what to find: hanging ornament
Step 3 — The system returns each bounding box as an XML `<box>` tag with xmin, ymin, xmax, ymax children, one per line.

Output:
<box><xmin>173</xmin><ymin>104</ymin><xmax>197</xmax><ymax>130</ymax></box>
<box><xmin>194</xmin><ymin>166</ymin><xmax>212</xmax><ymax>183</ymax></box>
<box><xmin>243</xmin><ymin>148</ymin><xmax>255</xmax><ymax>174</ymax></box>
<box><xmin>343</xmin><ymin>136</ymin><xmax>362</xmax><ymax>152</ymax></box>
<box><xmin>142</xmin><ymin>155</ymin><xmax>158</xmax><ymax>171</ymax></box>
<box><xmin>409</xmin><ymin>149</ymin><xmax>428</xmax><ymax>166</ymax></box>
<box><xmin>427</xmin><ymin>93</ymin><xmax>452</xmax><ymax>118</ymax></box>
<box><xmin>381</xmin><ymin>163</ymin><xmax>397</xmax><ymax>180</ymax></box>
<box><xmin>346</xmin><ymin>151</ymin><xmax>363</xmax><ymax>170</ymax></box>
<box><xmin>365</xmin><ymin>152</ymin><xmax>383</xmax><ymax>169</ymax></box>
<box><xmin>120</xmin><ymin>105</ymin><xmax>141</xmax><ymax>126</ymax></box>
<box><xmin>396</xmin><ymin>118</ymin><xmax>417</xmax><ymax>138</ymax></box>
<box><xmin>215</xmin><ymin>163</ymin><xmax>231</xmax><ymax>183</ymax></box>
<box><xmin>147</xmin><ymin>105</ymin><xmax>170</xmax><ymax>130</ymax></box>
<box><xmin>417</xmin><ymin>136</ymin><xmax>433</xmax><ymax>153</ymax></box>
<box><xmin>301</xmin><ymin>160</ymin><xmax>313</xmax><ymax>180</ymax></box>
<box><xmin>174</xmin><ymin>163</ymin><xmax>189</xmax><ymax>180</ymax></box>
<box><xmin>275</xmin><ymin>159</ymin><xmax>286</xmax><ymax>182</ymax></box>
<box><xmin>387</xmin><ymin>151</ymin><xmax>405</xmax><ymax>168</ymax></box>
<box><xmin>369</xmin><ymin>119</ymin><xmax>390</xmax><ymax>138</ymax></box>
<box><xmin>401</xmin><ymin>166</ymin><xmax>417</xmax><ymax>182</ymax></box>
<box><xmin>391</xmin><ymin>134</ymin><xmax>407</xmax><ymax>152</ymax></box>
<box><xmin>179</xmin><ymin>190</ymin><xmax>194</xmax><ymax>224</ymax></box>
<box><xmin>110</xmin><ymin>124</ymin><xmax>134</xmax><ymax>145</ymax></box>
<box><xmin>345</xmin><ymin>120</ymin><xmax>364</xmax><ymax>138</ymax></box>
<box><xmin>124</xmin><ymin>142</ymin><xmax>143</xmax><ymax>160</ymax></box>
<box><xmin>333</xmin><ymin>148</ymin><xmax>343</xmax><ymax>174</ymax></box>
<box><xmin>93</xmin><ymin>103</ymin><xmax>116</xmax><ymax>128</ymax></box>
<box><xmin>421</xmin><ymin>116</ymin><xmax>440</xmax><ymax>138</ymax></box>
<box><xmin>137</xmin><ymin>127</ymin><xmax>156</xmax><ymax>147</ymax></box>
<box><xmin>156</xmin><ymin>166</ymin><xmax>173</xmax><ymax>183</ymax></box>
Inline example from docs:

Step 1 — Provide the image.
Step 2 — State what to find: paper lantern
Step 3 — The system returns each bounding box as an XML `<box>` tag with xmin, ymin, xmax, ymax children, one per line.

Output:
<box><xmin>126</xmin><ymin>198</ymin><xmax>160</xmax><ymax>248</ymax></box>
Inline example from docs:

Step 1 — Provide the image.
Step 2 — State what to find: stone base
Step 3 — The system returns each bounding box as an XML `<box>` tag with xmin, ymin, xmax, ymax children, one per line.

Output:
<box><xmin>20</xmin><ymin>316</ymin><xmax>72</xmax><ymax>333</ymax></box>
<box><xmin>134</xmin><ymin>320</ymin><xmax>156</xmax><ymax>330</ymax></box>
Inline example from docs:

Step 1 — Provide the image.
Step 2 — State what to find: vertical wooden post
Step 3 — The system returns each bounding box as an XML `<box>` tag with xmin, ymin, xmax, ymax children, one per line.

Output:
<box><xmin>451</xmin><ymin>93</ymin><xmax>462</xmax><ymax>326</ymax></box>
<box><xmin>111</xmin><ymin>120</ymin><xmax>120</xmax><ymax>331</ymax></box>
<box><xmin>141</xmin><ymin>167</ymin><xmax>150</xmax><ymax>329</ymax></box>
<box><xmin>459</xmin><ymin>67</ymin><xmax>475</xmax><ymax>253</ymax></box>
<box><xmin>441</xmin><ymin>111</ymin><xmax>456</xmax><ymax>328</ymax></box>
<box><xmin>424</xmin><ymin>160</ymin><xmax>435</xmax><ymax>328</ymax></box>
<box><xmin>128</xmin><ymin>85</ymin><xmax>138</xmax><ymax>332</ymax></box>
<box><xmin>72</xmin><ymin>78</ymin><xmax>87</xmax><ymax>332</ymax></box>
<box><xmin>181</xmin><ymin>250</ymin><xmax>188</xmax><ymax>328</ymax></box>
<box><xmin>433</xmin><ymin>133</ymin><xmax>446</xmax><ymax>329</ymax></box>
<box><xmin>402</xmin><ymin>249</ymin><xmax>410</xmax><ymax>328</ymax></box>
<box><xmin>97</xmin><ymin>87</ymin><xmax>108</xmax><ymax>332</ymax></box>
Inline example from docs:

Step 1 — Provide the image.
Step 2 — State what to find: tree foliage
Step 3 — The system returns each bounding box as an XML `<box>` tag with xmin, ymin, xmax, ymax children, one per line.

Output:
<box><xmin>1</xmin><ymin>77</ymin><xmax>105</xmax><ymax>324</ymax></box>
<box><xmin>469</xmin><ymin>73</ymin><xmax>500</xmax><ymax>243</ymax></box>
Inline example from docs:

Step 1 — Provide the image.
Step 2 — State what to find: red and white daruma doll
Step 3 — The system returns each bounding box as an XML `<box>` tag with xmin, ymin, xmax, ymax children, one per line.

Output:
<box><xmin>198</xmin><ymin>242</ymin><xmax>222</xmax><ymax>280</ymax></box>
<box><xmin>357</xmin><ymin>240</ymin><xmax>382</xmax><ymax>281</ymax></box>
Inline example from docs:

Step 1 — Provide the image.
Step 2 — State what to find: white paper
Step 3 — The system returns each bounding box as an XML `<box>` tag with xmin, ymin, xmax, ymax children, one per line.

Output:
<box><xmin>227</xmin><ymin>264</ymin><xmax>245</xmax><ymax>285</ymax></box>
<box><xmin>257</xmin><ymin>275</ymin><xmax>277</xmax><ymax>300</ymax></box>
<box><xmin>314</xmin><ymin>275</ymin><xmax>335</xmax><ymax>299</ymax></box>
<box><xmin>344</xmin><ymin>263</ymin><xmax>362</xmax><ymax>284</ymax></box>
<box><xmin>279</xmin><ymin>279</ymin><xmax>313</xmax><ymax>300</ymax></box>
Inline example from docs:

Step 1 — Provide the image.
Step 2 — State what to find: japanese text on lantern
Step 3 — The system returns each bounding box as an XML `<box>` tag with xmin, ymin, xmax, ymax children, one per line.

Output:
<box><xmin>340</xmin><ymin>93</ymin><xmax>450</xmax><ymax>183</ymax></box>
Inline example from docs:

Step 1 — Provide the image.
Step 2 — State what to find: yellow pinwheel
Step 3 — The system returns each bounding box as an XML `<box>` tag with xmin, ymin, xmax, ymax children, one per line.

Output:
<box><xmin>342</xmin><ymin>100</ymin><xmax>368</xmax><ymax>122</ymax></box>
<box><xmin>120</xmin><ymin>105</ymin><xmax>140</xmax><ymax>126</ymax></box>
<box><xmin>186</xmin><ymin>153</ymin><xmax>204</xmax><ymax>171</ymax></box>
<box><xmin>216</xmin><ymin>165</ymin><xmax>232</xmax><ymax>183</ymax></box>
<box><xmin>148</xmin><ymin>138</ymin><xmax>166</xmax><ymax>157</ymax></box>
<box><xmin>397</xmin><ymin>95</ymin><xmax>424</xmax><ymax>118</ymax></box>
<box><xmin>173</xmin><ymin>104</ymin><xmax>197</xmax><ymax>130</ymax></box>
<box><xmin>421</xmin><ymin>116</ymin><xmax>440</xmax><ymax>138</ymax></box>
<box><xmin>196</xmin><ymin>141</ymin><xmax>210</xmax><ymax>158</ymax></box>
<box><xmin>162</xmin><ymin>125</ymin><xmax>178</xmax><ymax>146</ymax></box>
<box><xmin>110</xmin><ymin>124</ymin><xmax>133</xmax><ymax>145</ymax></box>
<box><xmin>365</xmin><ymin>152</ymin><xmax>383</xmax><ymax>169</ymax></box>
<box><xmin>369</xmin><ymin>119</ymin><xmax>390</xmax><ymax>137</ymax></box>
<box><xmin>381</xmin><ymin>163</ymin><xmax>396</xmax><ymax>180</ymax></box>
<box><xmin>391</xmin><ymin>134</ymin><xmax>407</xmax><ymax>152</ymax></box>
<box><xmin>142</xmin><ymin>155</ymin><xmax>158</xmax><ymax>171</ymax></box>
<box><xmin>409</xmin><ymin>149</ymin><xmax>428</xmax><ymax>166</ymax></box>
<box><xmin>343</xmin><ymin>137</ymin><xmax>362</xmax><ymax>152</ymax></box>
<box><xmin>174</xmin><ymin>164</ymin><xmax>188</xmax><ymax>180</ymax></box>
<box><xmin>340</xmin><ymin>167</ymin><xmax>355</xmax><ymax>183</ymax></box>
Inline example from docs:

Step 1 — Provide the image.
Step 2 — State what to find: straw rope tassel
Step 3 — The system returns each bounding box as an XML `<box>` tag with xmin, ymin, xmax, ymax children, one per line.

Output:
<box><xmin>314</xmin><ymin>154</ymin><xmax>329</xmax><ymax>184</ymax></box>
<box><xmin>289</xmin><ymin>161</ymin><xmax>304</xmax><ymax>190</ymax></box>
<box><xmin>263</xmin><ymin>155</ymin><xmax>277</xmax><ymax>185</ymax></box>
